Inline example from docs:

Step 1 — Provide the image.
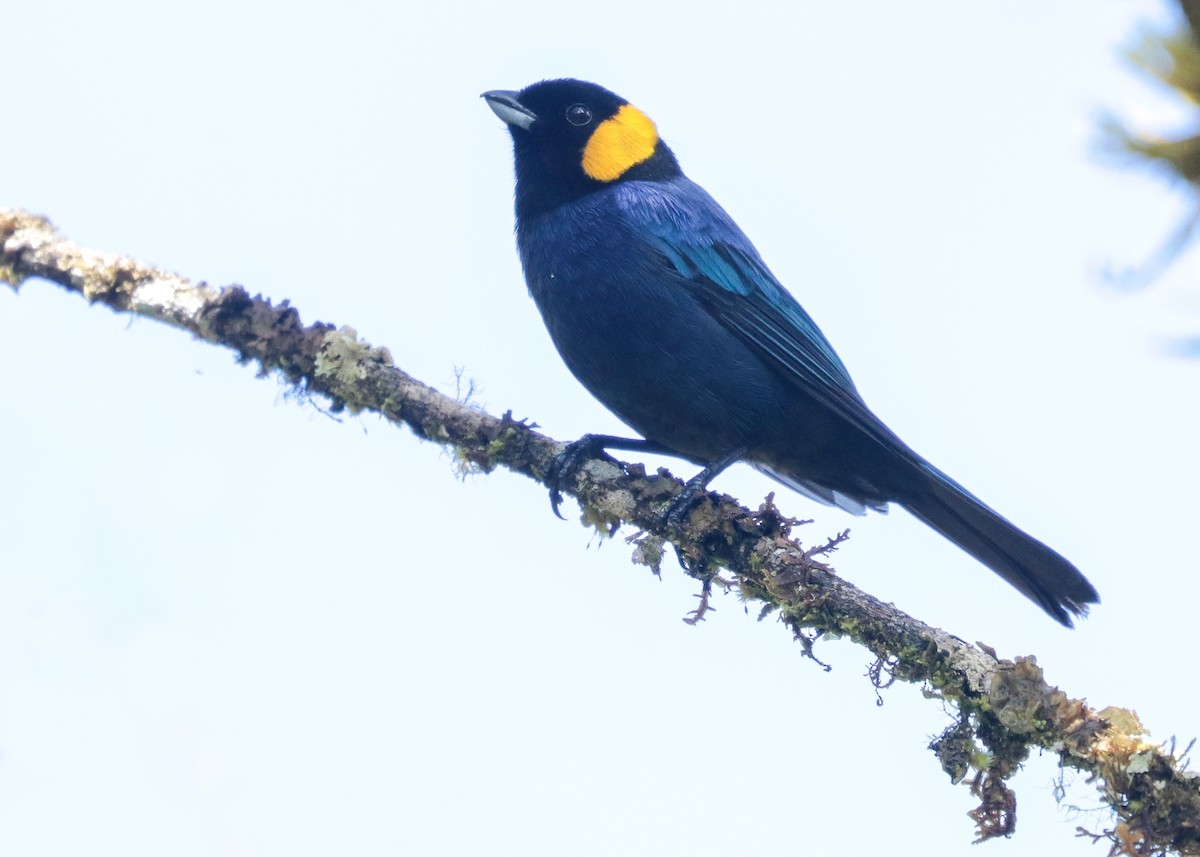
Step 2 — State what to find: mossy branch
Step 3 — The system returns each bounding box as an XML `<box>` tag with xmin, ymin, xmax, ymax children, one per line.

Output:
<box><xmin>2</xmin><ymin>208</ymin><xmax>1197</xmax><ymax>852</ymax></box>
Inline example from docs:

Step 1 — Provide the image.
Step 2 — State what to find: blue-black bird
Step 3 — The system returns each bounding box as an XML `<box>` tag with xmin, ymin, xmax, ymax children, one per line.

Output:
<box><xmin>483</xmin><ymin>79</ymin><xmax>1099</xmax><ymax>626</ymax></box>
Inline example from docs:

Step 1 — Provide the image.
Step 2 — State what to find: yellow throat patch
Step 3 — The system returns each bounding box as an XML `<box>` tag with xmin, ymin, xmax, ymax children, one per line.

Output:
<box><xmin>581</xmin><ymin>104</ymin><xmax>659</xmax><ymax>182</ymax></box>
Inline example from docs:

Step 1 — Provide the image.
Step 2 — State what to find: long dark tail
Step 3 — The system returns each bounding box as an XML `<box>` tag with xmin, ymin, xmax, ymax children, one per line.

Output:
<box><xmin>900</xmin><ymin>463</ymin><xmax>1099</xmax><ymax>627</ymax></box>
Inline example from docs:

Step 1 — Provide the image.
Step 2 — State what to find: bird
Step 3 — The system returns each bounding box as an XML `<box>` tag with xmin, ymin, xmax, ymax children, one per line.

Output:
<box><xmin>483</xmin><ymin>78</ymin><xmax>1099</xmax><ymax>626</ymax></box>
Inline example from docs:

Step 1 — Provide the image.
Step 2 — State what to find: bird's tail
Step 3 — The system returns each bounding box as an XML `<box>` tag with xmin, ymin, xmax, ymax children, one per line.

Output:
<box><xmin>900</xmin><ymin>463</ymin><xmax>1099</xmax><ymax>627</ymax></box>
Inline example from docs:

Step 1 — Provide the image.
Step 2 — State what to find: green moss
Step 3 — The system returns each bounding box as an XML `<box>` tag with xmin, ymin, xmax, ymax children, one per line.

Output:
<box><xmin>0</xmin><ymin>263</ymin><xmax>20</xmax><ymax>288</ymax></box>
<box><xmin>580</xmin><ymin>499</ymin><xmax>622</xmax><ymax>538</ymax></box>
<box><xmin>450</xmin><ymin>446</ymin><xmax>489</xmax><ymax>479</ymax></box>
<box><xmin>630</xmin><ymin>534</ymin><xmax>666</xmax><ymax>575</ymax></box>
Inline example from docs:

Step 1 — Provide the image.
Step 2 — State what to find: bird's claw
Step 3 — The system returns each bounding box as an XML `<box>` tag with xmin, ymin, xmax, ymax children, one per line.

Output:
<box><xmin>659</xmin><ymin>446</ymin><xmax>744</xmax><ymax>531</ymax></box>
<box><xmin>660</xmin><ymin>474</ymin><xmax>707</xmax><ymax>530</ymax></box>
<box><xmin>545</xmin><ymin>434</ymin><xmax>613</xmax><ymax>520</ymax></box>
<box><xmin>549</xmin><ymin>486</ymin><xmax>567</xmax><ymax>520</ymax></box>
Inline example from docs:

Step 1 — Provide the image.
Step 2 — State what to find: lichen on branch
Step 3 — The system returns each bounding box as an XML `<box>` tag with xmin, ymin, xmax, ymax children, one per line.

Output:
<box><xmin>2</xmin><ymin>208</ymin><xmax>1197</xmax><ymax>852</ymax></box>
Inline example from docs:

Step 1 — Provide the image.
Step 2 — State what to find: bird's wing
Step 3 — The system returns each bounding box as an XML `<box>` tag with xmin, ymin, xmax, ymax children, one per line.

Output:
<box><xmin>660</xmin><ymin>238</ymin><xmax>857</xmax><ymax>388</ymax></box>
<box><xmin>613</xmin><ymin>176</ymin><xmax>911</xmax><ymax>456</ymax></box>
<box><xmin>647</xmin><ymin>229</ymin><xmax>898</xmax><ymax>445</ymax></box>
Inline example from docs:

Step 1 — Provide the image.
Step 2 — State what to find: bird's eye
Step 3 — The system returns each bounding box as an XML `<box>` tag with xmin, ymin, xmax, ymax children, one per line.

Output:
<box><xmin>566</xmin><ymin>103</ymin><xmax>592</xmax><ymax>126</ymax></box>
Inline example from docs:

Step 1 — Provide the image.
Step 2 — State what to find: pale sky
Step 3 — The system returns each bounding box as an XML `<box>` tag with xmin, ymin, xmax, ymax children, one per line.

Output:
<box><xmin>2</xmin><ymin>1</ymin><xmax>1197</xmax><ymax>855</ymax></box>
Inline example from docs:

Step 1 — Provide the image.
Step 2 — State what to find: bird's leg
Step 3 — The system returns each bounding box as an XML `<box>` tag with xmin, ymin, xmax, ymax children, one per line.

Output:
<box><xmin>663</xmin><ymin>447</ymin><xmax>747</xmax><ymax>529</ymax></box>
<box><xmin>546</xmin><ymin>434</ymin><xmax>675</xmax><ymax>519</ymax></box>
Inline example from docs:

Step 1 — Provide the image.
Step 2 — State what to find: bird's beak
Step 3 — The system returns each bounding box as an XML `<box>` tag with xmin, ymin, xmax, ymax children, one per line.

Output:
<box><xmin>482</xmin><ymin>90</ymin><xmax>538</xmax><ymax>131</ymax></box>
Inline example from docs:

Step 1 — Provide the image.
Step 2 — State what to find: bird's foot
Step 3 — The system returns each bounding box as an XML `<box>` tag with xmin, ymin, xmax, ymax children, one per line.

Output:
<box><xmin>546</xmin><ymin>434</ymin><xmax>617</xmax><ymax>519</ymax></box>
<box><xmin>661</xmin><ymin>472</ymin><xmax>711</xmax><ymax>530</ymax></box>
<box><xmin>659</xmin><ymin>446</ymin><xmax>748</xmax><ymax>531</ymax></box>
<box><xmin>545</xmin><ymin>433</ymin><xmax>670</xmax><ymax>519</ymax></box>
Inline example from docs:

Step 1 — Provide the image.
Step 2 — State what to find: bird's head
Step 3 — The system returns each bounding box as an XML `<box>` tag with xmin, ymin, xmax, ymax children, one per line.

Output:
<box><xmin>484</xmin><ymin>79</ymin><xmax>681</xmax><ymax>216</ymax></box>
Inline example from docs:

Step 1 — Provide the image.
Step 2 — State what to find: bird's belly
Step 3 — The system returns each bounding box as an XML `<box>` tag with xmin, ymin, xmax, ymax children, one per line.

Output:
<box><xmin>529</xmin><ymin>268</ymin><xmax>815</xmax><ymax>464</ymax></box>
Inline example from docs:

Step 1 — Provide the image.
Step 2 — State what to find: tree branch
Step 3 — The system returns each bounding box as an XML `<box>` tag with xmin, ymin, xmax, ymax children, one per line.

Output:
<box><xmin>3</xmin><ymin>208</ymin><xmax>1197</xmax><ymax>852</ymax></box>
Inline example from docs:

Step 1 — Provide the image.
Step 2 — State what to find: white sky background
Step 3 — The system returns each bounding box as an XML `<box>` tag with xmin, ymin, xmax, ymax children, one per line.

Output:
<box><xmin>2</xmin><ymin>1</ymin><xmax>1198</xmax><ymax>854</ymax></box>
